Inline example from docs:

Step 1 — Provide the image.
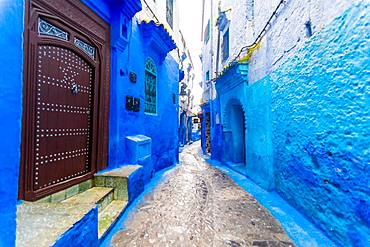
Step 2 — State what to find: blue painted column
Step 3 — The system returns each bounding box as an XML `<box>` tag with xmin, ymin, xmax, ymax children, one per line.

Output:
<box><xmin>0</xmin><ymin>0</ymin><xmax>24</xmax><ymax>245</ymax></box>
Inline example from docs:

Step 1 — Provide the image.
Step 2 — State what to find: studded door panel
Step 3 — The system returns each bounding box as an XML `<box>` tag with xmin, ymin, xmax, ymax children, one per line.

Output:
<box><xmin>34</xmin><ymin>45</ymin><xmax>93</xmax><ymax>190</ymax></box>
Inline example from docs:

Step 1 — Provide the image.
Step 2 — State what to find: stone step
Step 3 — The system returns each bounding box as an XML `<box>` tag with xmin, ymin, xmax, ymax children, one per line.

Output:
<box><xmin>36</xmin><ymin>179</ymin><xmax>94</xmax><ymax>203</ymax></box>
<box><xmin>62</xmin><ymin>187</ymin><xmax>114</xmax><ymax>212</ymax></box>
<box><xmin>95</xmin><ymin>165</ymin><xmax>144</xmax><ymax>202</ymax></box>
<box><xmin>98</xmin><ymin>200</ymin><xmax>128</xmax><ymax>238</ymax></box>
<box><xmin>16</xmin><ymin>202</ymin><xmax>97</xmax><ymax>247</ymax></box>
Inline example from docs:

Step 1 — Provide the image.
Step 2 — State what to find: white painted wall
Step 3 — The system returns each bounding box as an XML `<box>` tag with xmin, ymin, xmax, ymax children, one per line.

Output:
<box><xmin>138</xmin><ymin>0</ymin><xmax>181</xmax><ymax>60</ymax></box>
<box><xmin>201</xmin><ymin>0</ymin><xmax>355</xmax><ymax>90</ymax></box>
<box><xmin>249</xmin><ymin>0</ymin><xmax>354</xmax><ymax>83</ymax></box>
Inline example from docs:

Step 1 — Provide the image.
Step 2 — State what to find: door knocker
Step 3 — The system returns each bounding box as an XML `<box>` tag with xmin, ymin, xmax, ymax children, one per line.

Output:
<box><xmin>71</xmin><ymin>82</ymin><xmax>78</xmax><ymax>95</ymax></box>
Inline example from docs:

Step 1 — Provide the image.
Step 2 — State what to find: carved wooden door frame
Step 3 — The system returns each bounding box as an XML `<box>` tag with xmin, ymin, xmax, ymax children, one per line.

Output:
<box><xmin>19</xmin><ymin>0</ymin><xmax>110</xmax><ymax>201</ymax></box>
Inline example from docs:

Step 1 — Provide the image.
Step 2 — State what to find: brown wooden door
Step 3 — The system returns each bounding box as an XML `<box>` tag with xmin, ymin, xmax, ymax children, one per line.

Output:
<box><xmin>35</xmin><ymin>45</ymin><xmax>94</xmax><ymax>190</ymax></box>
<box><xmin>20</xmin><ymin>0</ymin><xmax>110</xmax><ymax>201</ymax></box>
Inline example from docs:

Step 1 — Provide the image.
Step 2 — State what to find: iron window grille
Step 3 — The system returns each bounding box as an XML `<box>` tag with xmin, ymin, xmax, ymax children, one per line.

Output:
<box><xmin>38</xmin><ymin>18</ymin><xmax>69</xmax><ymax>41</ymax></box>
<box><xmin>144</xmin><ymin>58</ymin><xmax>157</xmax><ymax>114</ymax></box>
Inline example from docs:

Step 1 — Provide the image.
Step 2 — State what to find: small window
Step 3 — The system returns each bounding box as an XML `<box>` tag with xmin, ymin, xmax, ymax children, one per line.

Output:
<box><xmin>144</xmin><ymin>58</ymin><xmax>157</xmax><ymax>114</ymax></box>
<box><xmin>166</xmin><ymin>0</ymin><xmax>174</xmax><ymax>29</ymax></box>
<box><xmin>205</xmin><ymin>71</ymin><xmax>210</xmax><ymax>81</ymax></box>
<box><xmin>172</xmin><ymin>93</ymin><xmax>176</xmax><ymax>104</ymax></box>
<box><xmin>222</xmin><ymin>29</ymin><xmax>229</xmax><ymax>62</ymax></box>
<box><xmin>74</xmin><ymin>38</ymin><xmax>95</xmax><ymax>58</ymax></box>
<box><xmin>121</xmin><ymin>16</ymin><xmax>128</xmax><ymax>39</ymax></box>
<box><xmin>204</xmin><ymin>20</ymin><xmax>210</xmax><ymax>44</ymax></box>
<box><xmin>38</xmin><ymin>18</ymin><xmax>69</xmax><ymax>41</ymax></box>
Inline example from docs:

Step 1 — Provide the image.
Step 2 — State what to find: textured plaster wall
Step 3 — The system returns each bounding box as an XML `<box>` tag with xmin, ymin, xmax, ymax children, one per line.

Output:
<box><xmin>0</xmin><ymin>0</ymin><xmax>24</xmax><ymax>246</ymax></box>
<box><xmin>207</xmin><ymin>0</ymin><xmax>369</xmax><ymax>244</ymax></box>
<box><xmin>202</xmin><ymin>0</ymin><xmax>356</xmax><ymax>84</ymax></box>
<box><xmin>253</xmin><ymin>2</ymin><xmax>369</xmax><ymax>245</ymax></box>
<box><xmin>112</xmin><ymin>22</ymin><xmax>179</xmax><ymax>171</ymax></box>
<box><xmin>216</xmin><ymin>69</ymin><xmax>273</xmax><ymax>190</ymax></box>
<box><xmin>250</xmin><ymin>0</ymin><xmax>354</xmax><ymax>83</ymax></box>
<box><xmin>218</xmin><ymin>0</ymin><xmax>251</xmax><ymax>68</ymax></box>
<box><xmin>201</xmin><ymin>0</ymin><xmax>251</xmax><ymax>101</ymax></box>
<box><xmin>84</xmin><ymin>1</ymin><xmax>180</xmax><ymax>173</ymax></box>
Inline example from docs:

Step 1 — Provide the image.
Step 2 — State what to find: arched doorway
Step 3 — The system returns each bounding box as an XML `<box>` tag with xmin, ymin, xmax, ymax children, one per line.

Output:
<box><xmin>223</xmin><ymin>99</ymin><xmax>246</xmax><ymax>168</ymax></box>
<box><xmin>19</xmin><ymin>0</ymin><xmax>110</xmax><ymax>201</ymax></box>
<box><xmin>229</xmin><ymin>104</ymin><xmax>246</xmax><ymax>163</ymax></box>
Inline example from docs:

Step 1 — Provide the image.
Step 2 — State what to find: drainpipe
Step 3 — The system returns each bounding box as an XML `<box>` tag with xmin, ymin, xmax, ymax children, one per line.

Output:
<box><xmin>215</xmin><ymin>3</ymin><xmax>221</xmax><ymax>76</ymax></box>
<box><xmin>209</xmin><ymin>0</ymin><xmax>215</xmax><ymax>154</ymax></box>
<box><xmin>213</xmin><ymin>3</ymin><xmax>222</xmax><ymax>159</ymax></box>
<box><xmin>201</xmin><ymin>0</ymin><xmax>205</xmax><ymax>41</ymax></box>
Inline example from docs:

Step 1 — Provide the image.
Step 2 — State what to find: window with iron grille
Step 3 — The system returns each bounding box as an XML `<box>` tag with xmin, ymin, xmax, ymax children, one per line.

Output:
<box><xmin>166</xmin><ymin>0</ymin><xmax>174</xmax><ymax>29</ymax></box>
<box><xmin>222</xmin><ymin>29</ymin><xmax>229</xmax><ymax>62</ymax></box>
<box><xmin>204</xmin><ymin>20</ymin><xmax>210</xmax><ymax>44</ymax></box>
<box><xmin>145</xmin><ymin>58</ymin><xmax>157</xmax><ymax>114</ymax></box>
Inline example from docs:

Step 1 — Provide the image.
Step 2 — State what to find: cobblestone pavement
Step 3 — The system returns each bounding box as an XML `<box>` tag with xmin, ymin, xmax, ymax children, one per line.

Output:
<box><xmin>111</xmin><ymin>142</ymin><xmax>294</xmax><ymax>247</ymax></box>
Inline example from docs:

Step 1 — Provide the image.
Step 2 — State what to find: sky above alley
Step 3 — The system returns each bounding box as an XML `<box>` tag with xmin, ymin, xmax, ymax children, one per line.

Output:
<box><xmin>179</xmin><ymin>0</ymin><xmax>203</xmax><ymax>111</ymax></box>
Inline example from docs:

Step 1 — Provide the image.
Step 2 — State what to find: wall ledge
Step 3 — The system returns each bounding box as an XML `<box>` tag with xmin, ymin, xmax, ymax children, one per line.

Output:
<box><xmin>139</xmin><ymin>20</ymin><xmax>177</xmax><ymax>62</ymax></box>
<box><xmin>216</xmin><ymin>62</ymin><xmax>249</xmax><ymax>94</ymax></box>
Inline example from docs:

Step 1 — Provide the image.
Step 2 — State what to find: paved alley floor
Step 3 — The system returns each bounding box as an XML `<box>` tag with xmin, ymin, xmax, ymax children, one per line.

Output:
<box><xmin>110</xmin><ymin>142</ymin><xmax>294</xmax><ymax>247</ymax></box>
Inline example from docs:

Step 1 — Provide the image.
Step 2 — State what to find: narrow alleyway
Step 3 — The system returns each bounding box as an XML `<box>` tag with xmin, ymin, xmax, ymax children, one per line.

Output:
<box><xmin>110</xmin><ymin>142</ymin><xmax>294</xmax><ymax>247</ymax></box>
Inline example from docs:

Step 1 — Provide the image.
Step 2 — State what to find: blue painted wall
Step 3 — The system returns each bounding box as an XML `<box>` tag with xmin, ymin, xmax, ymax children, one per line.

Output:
<box><xmin>53</xmin><ymin>207</ymin><xmax>99</xmax><ymax>247</ymax></box>
<box><xmin>0</xmin><ymin>1</ymin><xmax>24</xmax><ymax>246</ymax></box>
<box><xmin>179</xmin><ymin>113</ymin><xmax>193</xmax><ymax>145</ymax></box>
<box><xmin>0</xmin><ymin>0</ymin><xmax>177</xmax><ymax>245</ymax></box>
<box><xmin>263</xmin><ymin>2</ymin><xmax>369</xmax><ymax>245</ymax></box>
<box><xmin>214</xmin><ymin>64</ymin><xmax>274</xmax><ymax>190</ymax></box>
<box><xmin>82</xmin><ymin>0</ymin><xmax>111</xmax><ymax>22</ymax></box>
<box><xmin>210</xmin><ymin>98</ymin><xmax>223</xmax><ymax>161</ymax></box>
<box><xmin>83</xmin><ymin>1</ymin><xmax>179</xmax><ymax>172</ymax></box>
<box><xmin>213</xmin><ymin>2</ymin><xmax>369</xmax><ymax>245</ymax></box>
<box><xmin>187</xmin><ymin>116</ymin><xmax>193</xmax><ymax>142</ymax></box>
<box><xmin>245</xmin><ymin>78</ymin><xmax>273</xmax><ymax>190</ymax></box>
<box><xmin>179</xmin><ymin>111</ymin><xmax>187</xmax><ymax>145</ymax></box>
<box><xmin>113</xmin><ymin>28</ymin><xmax>179</xmax><ymax>171</ymax></box>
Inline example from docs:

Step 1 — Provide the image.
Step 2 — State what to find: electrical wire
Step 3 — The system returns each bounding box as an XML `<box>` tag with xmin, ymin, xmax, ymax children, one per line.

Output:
<box><xmin>142</xmin><ymin>0</ymin><xmax>160</xmax><ymax>23</ymax></box>
<box><xmin>210</xmin><ymin>0</ymin><xmax>287</xmax><ymax>82</ymax></box>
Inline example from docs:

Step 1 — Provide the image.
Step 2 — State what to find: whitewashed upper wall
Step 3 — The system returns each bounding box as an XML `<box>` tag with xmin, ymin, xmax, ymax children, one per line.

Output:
<box><xmin>249</xmin><ymin>0</ymin><xmax>354</xmax><ymax>83</ymax></box>
<box><xmin>138</xmin><ymin>0</ymin><xmax>181</xmax><ymax>60</ymax></box>
<box><xmin>201</xmin><ymin>0</ymin><xmax>356</xmax><ymax>88</ymax></box>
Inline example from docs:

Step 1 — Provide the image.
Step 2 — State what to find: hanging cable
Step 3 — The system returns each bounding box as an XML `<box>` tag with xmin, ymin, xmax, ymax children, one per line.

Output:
<box><xmin>210</xmin><ymin>0</ymin><xmax>287</xmax><ymax>82</ymax></box>
<box><xmin>142</xmin><ymin>0</ymin><xmax>160</xmax><ymax>23</ymax></box>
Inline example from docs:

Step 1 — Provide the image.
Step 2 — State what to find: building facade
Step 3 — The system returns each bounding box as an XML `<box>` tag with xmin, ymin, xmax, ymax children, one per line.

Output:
<box><xmin>200</xmin><ymin>0</ymin><xmax>370</xmax><ymax>245</ymax></box>
<box><xmin>178</xmin><ymin>31</ymin><xmax>196</xmax><ymax>146</ymax></box>
<box><xmin>0</xmin><ymin>0</ymin><xmax>181</xmax><ymax>245</ymax></box>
